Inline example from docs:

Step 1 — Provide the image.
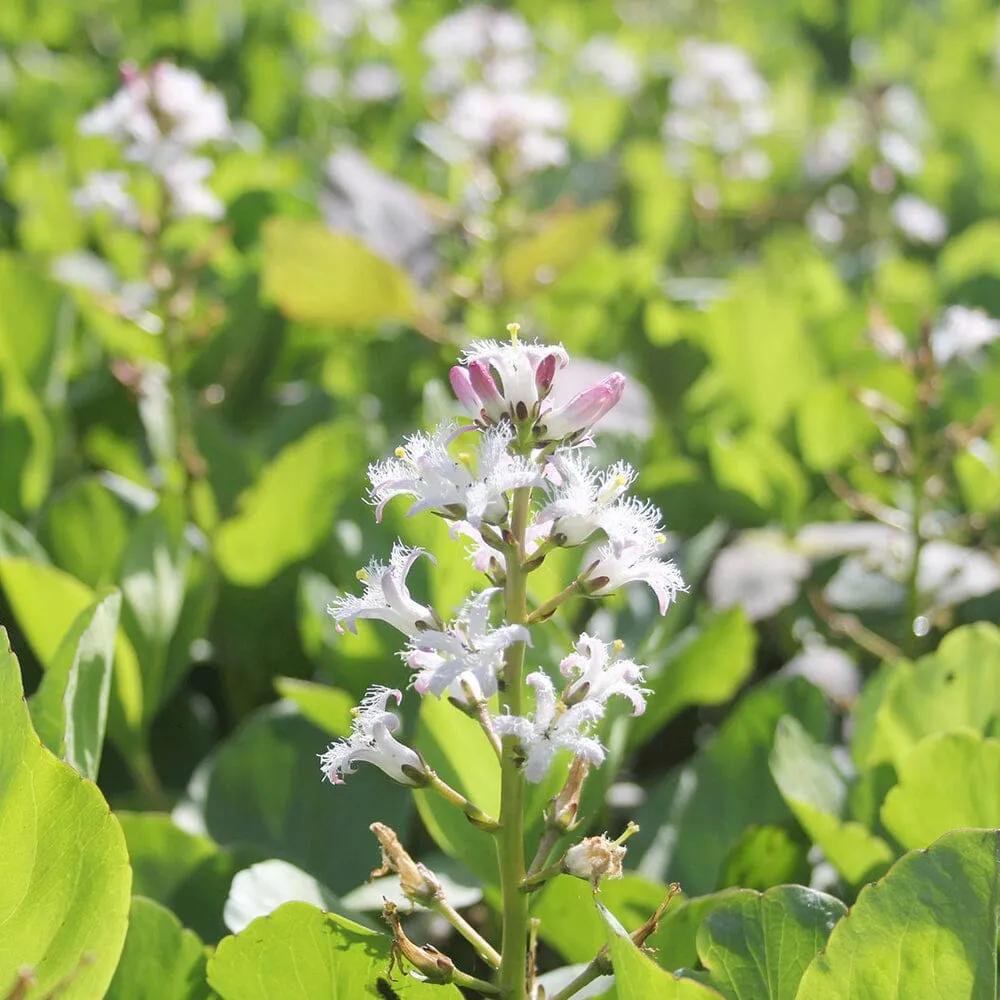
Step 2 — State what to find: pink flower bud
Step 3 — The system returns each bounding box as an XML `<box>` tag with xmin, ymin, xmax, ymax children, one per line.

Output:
<box><xmin>540</xmin><ymin>373</ymin><xmax>626</xmax><ymax>442</ymax></box>
<box><xmin>449</xmin><ymin>366</ymin><xmax>479</xmax><ymax>414</ymax></box>
<box><xmin>535</xmin><ymin>353</ymin><xmax>558</xmax><ymax>395</ymax></box>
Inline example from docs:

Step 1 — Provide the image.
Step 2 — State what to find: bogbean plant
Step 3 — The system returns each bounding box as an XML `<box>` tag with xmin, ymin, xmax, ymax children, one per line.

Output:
<box><xmin>319</xmin><ymin>328</ymin><xmax>683</xmax><ymax>998</ymax></box>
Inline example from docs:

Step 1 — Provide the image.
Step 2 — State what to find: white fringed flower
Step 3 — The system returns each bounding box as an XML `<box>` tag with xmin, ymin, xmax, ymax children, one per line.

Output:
<box><xmin>539</xmin><ymin>453</ymin><xmax>640</xmax><ymax>546</ymax></box>
<box><xmin>368</xmin><ymin>424</ymin><xmax>541</xmax><ymax>526</ymax></box>
<box><xmin>493</xmin><ymin>673</ymin><xmax>605</xmax><ymax>783</ymax></box>
<box><xmin>319</xmin><ymin>686</ymin><xmax>427</xmax><ymax>786</ymax></box>
<box><xmin>329</xmin><ymin>542</ymin><xmax>438</xmax><ymax>637</ymax></box>
<box><xmin>559</xmin><ymin>634</ymin><xmax>649</xmax><ymax>715</ymax></box>
<box><xmin>403</xmin><ymin>589</ymin><xmax>530</xmax><ymax>703</ymax></box>
<box><xmin>931</xmin><ymin>306</ymin><xmax>1000</xmax><ymax>365</ymax></box>
<box><xmin>582</xmin><ymin>536</ymin><xmax>685</xmax><ymax>615</ymax></box>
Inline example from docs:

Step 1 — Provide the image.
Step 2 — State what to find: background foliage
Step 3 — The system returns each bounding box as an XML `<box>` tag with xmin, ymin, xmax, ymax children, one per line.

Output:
<box><xmin>2</xmin><ymin>0</ymin><xmax>1000</xmax><ymax>996</ymax></box>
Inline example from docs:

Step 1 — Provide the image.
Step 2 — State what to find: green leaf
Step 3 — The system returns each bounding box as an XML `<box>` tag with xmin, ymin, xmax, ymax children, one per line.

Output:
<box><xmin>262</xmin><ymin>218</ymin><xmax>417</xmax><ymax>325</ymax></box>
<box><xmin>118</xmin><ymin>506</ymin><xmax>196</xmax><ymax>722</ymax></box>
<box><xmin>214</xmin><ymin>421</ymin><xmax>356</xmax><ymax>587</ymax></box>
<box><xmin>187</xmin><ymin>704</ymin><xmax>409</xmax><ymax>894</ymax></box>
<box><xmin>29</xmin><ymin>589</ymin><xmax>120</xmax><ymax>779</ymax></box>
<box><xmin>207</xmin><ymin>901</ymin><xmax>463</xmax><ymax>999</ymax></box>
<box><xmin>500</xmin><ymin>201</ymin><xmax>617</xmax><ymax>298</ymax></box>
<box><xmin>0</xmin><ymin>509</ymin><xmax>50</xmax><ymax>562</ymax></box>
<box><xmin>39</xmin><ymin>476</ymin><xmax>131</xmax><ymax>588</ymax></box>
<box><xmin>0</xmin><ymin>557</ymin><xmax>144</xmax><ymax>752</ymax></box>
<box><xmin>697</xmin><ymin>886</ymin><xmax>846</xmax><ymax>1000</ymax></box>
<box><xmin>274</xmin><ymin>678</ymin><xmax>353</xmax><ymax>736</ymax></box>
<box><xmin>795</xmin><ymin>829</ymin><xmax>1000</xmax><ymax>999</ymax></box>
<box><xmin>881</xmin><ymin>731</ymin><xmax>1000</xmax><ymax>849</ymax></box>
<box><xmin>532</xmin><ymin>873</ymin><xmax>669</xmax><ymax>965</ymax></box>
<box><xmin>604</xmin><ymin>906</ymin><xmax>724</xmax><ymax>999</ymax></box>
<box><xmin>938</xmin><ymin>220</ymin><xmax>1000</xmax><ymax>290</ymax></box>
<box><xmin>644</xmin><ymin>892</ymin><xmax>742</xmax><ymax>972</ymax></box>
<box><xmin>0</xmin><ymin>628</ymin><xmax>132</xmax><ymax>999</ymax></box>
<box><xmin>413</xmin><ymin>694</ymin><xmax>501</xmax><ymax>884</ymax></box>
<box><xmin>118</xmin><ymin>812</ymin><xmax>244</xmax><ymax>944</ymax></box>
<box><xmin>770</xmin><ymin>717</ymin><xmax>894</xmax><ymax>885</ymax></box>
<box><xmin>795</xmin><ymin>382</ymin><xmax>873</xmax><ymax>472</ymax></box>
<box><xmin>631</xmin><ymin>608</ymin><xmax>757</xmax><ymax>748</ymax></box>
<box><xmin>861</xmin><ymin>623</ymin><xmax>1000</xmax><ymax>771</ymax></box>
<box><xmin>634</xmin><ymin>677</ymin><xmax>833</xmax><ymax>895</ymax></box>
<box><xmin>106</xmin><ymin>896</ymin><xmax>209</xmax><ymax>1000</ymax></box>
<box><xmin>717</xmin><ymin>825</ymin><xmax>811</xmax><ymax>892</ymax></box>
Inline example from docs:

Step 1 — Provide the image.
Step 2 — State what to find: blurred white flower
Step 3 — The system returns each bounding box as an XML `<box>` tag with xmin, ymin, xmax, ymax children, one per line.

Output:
<box><xmin>931</xmin><ymin>305</ymin><xmax>1000</xmax><ymax>364</ymax></box>
<box><xmin>707</xmin><ymin>532</ymin><xmax>810</xmax><ymax>621</ymax></box>
<box><xmin>349</xmin><ymin>62</ymin><xmax>400</xmax><ymax>102</ymax></box>
<box><xmin>577</xmin><ymin>36</ymin><xmax>642</xmax><ymax>96</ymax></box>
<box><xmin>312</xmin><ymin>0</ymin><xmax>399</xmax><ymax>46</ymax></box>
<box><xmin>780</xmin><ymin>639</ymin><xmax>860</xmax><ymax>706</ymax></box>
<box><xmin>72</xmin><ymin>171</ymin><xmax>138</xmax><ymax>226</ymax></box>
<box><xmin>891</xmin><ymin>194</ymin><xmax>947</xmax><ymax>245</ymax></box>
<box><xmin>663</xmin><ymin>39</ymin><xmax>773</xmax><ymax>180</ymax></box>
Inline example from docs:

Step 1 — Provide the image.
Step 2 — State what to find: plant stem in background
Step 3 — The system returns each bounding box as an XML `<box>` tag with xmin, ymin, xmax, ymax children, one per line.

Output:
<box><xmin>496</xmin><ymin>484</ymin><xmax>532</xmax><ymax>998</ymax></box>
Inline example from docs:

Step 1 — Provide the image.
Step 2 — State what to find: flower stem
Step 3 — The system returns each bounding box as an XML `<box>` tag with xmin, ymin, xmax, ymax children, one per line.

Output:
<box><xmin>496</xmin><ymin>484</ymin><xmax>532</xmax><ymax>999</ymax></box>
<box><xmin>428</xmin><ymin>896</ymin><xmax>502</xmax><ymax>969</ymax></box>
<box><xmin>526</xmin><ymin>579</ymin><xmax>581</xmax><ymax>625</ymax></box>
<box><xmin>426</xmin><ymin>771</ymin><xmax>498</xmax><ymax>830</ymax></box>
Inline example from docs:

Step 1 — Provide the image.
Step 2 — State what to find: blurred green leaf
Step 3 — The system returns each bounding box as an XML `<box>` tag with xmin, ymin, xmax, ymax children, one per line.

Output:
<box><xmin>214</xmin><ymin>420</ymin><xmax>356</xmax><ymax>587</ymax></box>
<box><xmin>795</xmin><ymin>829</ymin><xmax>1000</xmax><ymax>999</ymax></box>
<box><xmin>881</xmin><ymin>731</ymin><xmax>1000</xmax><ymax>849</ymax></box>
<box><xmin>859</xmin><ymin>623</ymin><xmax>1000</xmax><ymax>771</ymax></box>
<box><xmin>954</xmin><ymin>446</ymin><xmax>1000</xmax><ymax>514</ymax></box>
<box><xmin>717</xmin><ymin>825</ymin><xmax>811</xmax><ymax>892</ymax></box>
<box><xmin>274</xmin><ymin>677</ymin><xmax>353</xmax><ymax>736</ymax></box>
<box><xmin>106</xmin><ymin>896</ymin><xmax>209</xmax><ymax>1000</ymax></box>
<box><xmin>631</xmin><ymin>608</ymin><xmax>757</xmax><ymax>748</ymax></box>
<box><xmin>771</xmin><ymin>717</ymin><xmax>894</xmax><ymax>885</ymax></box>
<box><xmin>117</xmin><ymin>812</ymin><xmax>244</xmax><ymax>944</ymax></box>
<box><xmin>0</xmin><ymin>628</ymin><xmax>131</xmax><ymax>1000</ymax></box>
<box><xmin>262</xmin><ymin>218</ymin><xmax>417</xmax><ymax>325</ymax></box>
<box><xmin>501</xmin><ymin>201</ymin><xmax>617</xmax><ymax>298</ymax></box>
<box><xmin>0</xmin><ymin>556</ymin><xmax>144</xmax><ymax>752</ymax></box>
<box><xmin>697</xmin><ymin>886</ymin><xmax>846</xmax><ymax>1000</ymax></box>
<box><xmin>633</xmin><ymin>677</ymin><xmax>833</xmax><ymax>895</ymax></box>
<box><xmin>186</xmin><ymin>704</ymin><xmax>409</xmax><ymax>894</ymax></box>
<box><xmin>795</xmin><ymin>382</ymin><xmax>873</xmax><ymax>472</ymax></box>
<box><xmin>0</xmin><ymin>509</ymin><xmax>50</xmax><ymax>561</ymax></box>
<box><xmin>29</xmin><ymin>588</ymin><xmax>120</xmax><ymax>780</ymax></box>
<box><xmin>207</xmin><ymin>902</ymin><xmax>463</xmax><ymax>999</ymax></box>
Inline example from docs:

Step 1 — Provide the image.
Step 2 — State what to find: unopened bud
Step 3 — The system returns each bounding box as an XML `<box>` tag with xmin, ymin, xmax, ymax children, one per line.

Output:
<box><xmin>370</xmin><ymin>823</ymin><xmax>441</xmax><ymax>904</ymax></box>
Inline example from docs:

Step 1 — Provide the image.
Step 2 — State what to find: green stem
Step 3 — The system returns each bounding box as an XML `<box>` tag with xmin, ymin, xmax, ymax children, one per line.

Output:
<box><xmin>129</xmin><ymin>747</ymin><xmax>169</xmax><ymax>811</ymax></box>
<box><xmin>546</xmin><ymin>954</ymin><xmax>609</xmax><ymax>1000</ymax></box>
<box><xmin>496</xmin><ymin>485</ymin><xmax>532</xmax><ymax>999</ymax></box>
<box><xmin>526</xmin><ymin>579</ymin><xmax>581</xmax><ymax>625</ymax></box>
<box><xmin>429</xmin><ymin>897</ymin><xmax>502</xmax><ymax>969</ymax></box>
<box><xmin>905</xmin><ymin>343</ymin><xmax>933</xmax><ymax>655</ymax></box>
<box><xmin>426</xmin><ymin>771</ymin><xmax>498</xmax><ymax>830</ymax></box>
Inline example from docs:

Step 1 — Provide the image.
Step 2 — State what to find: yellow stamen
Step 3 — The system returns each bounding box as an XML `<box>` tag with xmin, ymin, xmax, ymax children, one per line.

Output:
<box><xmin>395</xmin><ymin>446</ymin><xmax>406</xmax><ymax>458</ymax></box>
<box><xmin>356</xmin><ymin>568</ymin><xmax>369</xmax><ymax>582</ymax></box>
<box><xmin>506</xmin><ymin>321</ymin><xmax>520</xmax><ymax>345</ymax></box>
<box><xmin>612</xmin><ymin>639</ymin><xmax>625</xmax><ymax>654</ymax></box>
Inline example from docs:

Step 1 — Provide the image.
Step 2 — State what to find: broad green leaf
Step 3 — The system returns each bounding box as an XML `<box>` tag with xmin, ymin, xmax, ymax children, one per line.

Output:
<box><xmin>274</xmin><ymin>678</ymin><xmax>353</xmax><ymax>736</ymax></box>
<box><xmin>0</xmin><ymin>628</ymin><xmax>131</xmax><ymax>999</ymax></box>
<box><xmin>0</xmin><ymin>557</ymin><xmax>143</xmax><ymax>752</ymax></box>
<box><xmin>214</xmin><ymin>421</ymin><xmax>356</xmax><ymax>586</ymax></box>
<box><xmin>207</xmin><ymin>901</ymin><xmax>462</xmax><ymax>999</ymax></box>
<box><xmin>106</xmin><ymin>897</ymin><xmax>209</xmax><ymax>1000</ymax></box>
<box><xmin>795</xmin><ymin>829</ymin><xmax>1000</xmax><ymax>999</ymax></box>
<box><xmin>604</xmin><ymin>906</ymin><xmax>723</xmax><ymax>999</ymax></box>
<box><xmin>413</xmin><ymin>694</ymin><xmax>501</xmax><ymax>884</ymax></box>
<box><xmin>39</xmin><ymin>476</ymin><xmax>131</xmax><ymax>587</ymax></box>
<box><xmin>634</xmin><ymin>677</ymin><xmax>833</xmax><ymax>895</ymax></box>
<box><xmin>862</xmin><ymin>623</ymin><xmax>1000</xmax><ymax>771</ymax></box>
<box><xmin>117</xmin><ymin>812</ymin><xmax>244</xmax><ymax>944</ymax></box>
<box><xmin>29</xmin><ymin>589</ymin><xmax>120</xmax><ymax>779</ymax></box>
<box><xmin>630</xmin><ymin>608</ymin><xmax>757</xmax><ymax>748</ymax></box>
<box><xmin>954</xmin><ymin>446</ymin><xmax>1000</xmax><ymax>515</ymax></box>
<box><xmin>938</xmin><ymin>220</ymin><xmax>1000</xmax><ymax>290</ymax></box>
<box><xmin>770</xmin><ymin>717</ymin><xmax>894</xmax><ymax>884</ymax></box>
<box><xmin>187</xmin><ymin>704</ymin><xmax>409</xmax><ymax>894</ymax></box>
<box><xmin>262</xmin><ymin>218</ymin><xmax>417</xmax><ymax>325</ymax></box>
<box><xmin>697</xmin><ymin>886</ymin><xmax>846</xmax><ymax>1000</ymax></box>
<box><xmin>881</xmin><ymin>731</ymin><xmax>1000</xmax><ymax>849</ymax></box>
<box><xmin>500</xmin><ymin>201</ymin><xmax>617</xmax><ymax>298</ymax></box>
<box><xmin>645</xmin><ymin>892</ymin><xmax>743</xmax><ymax>972</ymax></box>
<box><xmin>717</xmin><ymin>825</ymin><xmax>811</xmax><ymax>891</ymax></box>
<box><xmin>532</xmin><ymin>873</ymin><xmax>669</xmax><ymax>964</ymax></box>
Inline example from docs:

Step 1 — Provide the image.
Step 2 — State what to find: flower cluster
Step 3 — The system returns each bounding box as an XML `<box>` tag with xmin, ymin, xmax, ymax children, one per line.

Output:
<box><xmin>417</xmin><ymin>5</ymin><xmax>568</xmax><ymax>181</ymax></box>
<box><xmin>663</xmin><ymin>39</ymin><xmax>773</xmax><ymax>183</ymax></box>
<box><xmin>320</xmin><ymin>331</ymin><xmax>685</xmax><ymax>788</ymax></box>
<box><xmin>75</xmin><ymin>61</ymin><xmax>231</xmax><ymax>225</ymax></box>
